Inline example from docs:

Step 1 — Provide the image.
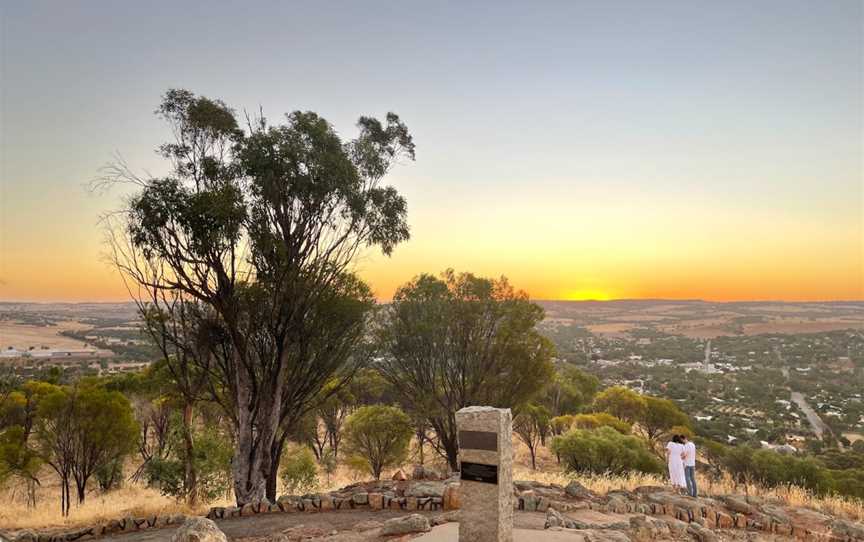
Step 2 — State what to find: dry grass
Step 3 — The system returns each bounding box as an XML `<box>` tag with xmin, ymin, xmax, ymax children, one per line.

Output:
<box><xmin>2</xmin><ymin>438</ymin><xmax>863</xmax><ymax>533</ymax></box>
<box><xmin>0</xmin><ymin>480</ymin><xmax>222</xmax><ymax>532</ymax></box>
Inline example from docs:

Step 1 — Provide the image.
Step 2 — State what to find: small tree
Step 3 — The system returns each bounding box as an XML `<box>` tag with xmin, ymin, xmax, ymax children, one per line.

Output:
<box><xmin>513</xmin><ymin>404</ymin><xmax>550</xmax><ymax>470</ymax></box>
<box><xmin>0</xmin><ymin>426</ymin><xmax>41</xmax><ymax>507</ymax></box>
<box><xmin>638</xmin><ymin>396</ymin><xmax>690</xmax><ymax>447</ymax></box>
<box><xmin>35</xmin><ymin>385</ymin><xmax>138</xmax><ymax>512</ymax></box>
<box><xmin>593</xmin><ymin>386</ymin><xmax>646</xmax><ymax>423</ymax></box>
<box><xmin>343</xmin><ymin>405</ymin><xmax>413</xmax><ymax>480</ymax></box>
<box><xmin>376</xmin><ymin>271</ymin><xmax>555</xmax><ymax>470</ymax></box>
<box><xmin>544</xmin><ymin>365</ymin><xmax>599</xmax><ymax>417</ymax></box>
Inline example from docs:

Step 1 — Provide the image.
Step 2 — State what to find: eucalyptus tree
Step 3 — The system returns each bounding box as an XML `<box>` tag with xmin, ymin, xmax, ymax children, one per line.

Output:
<box><xmin>375</xmin><ymin>270</ymin><xmax>555</xmax><ymax>471</ymax></box>
<box><xmin>107</xmin><ymin>89</ymin><xmax>413</xmax><ymax>504</ymax></box>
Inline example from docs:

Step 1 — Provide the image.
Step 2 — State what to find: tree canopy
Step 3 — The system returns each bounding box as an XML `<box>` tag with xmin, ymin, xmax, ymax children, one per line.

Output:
<box><xmin>375</xmin><ymin>270</ymin><xmax>555</xmax><ymax>470</ymax></box>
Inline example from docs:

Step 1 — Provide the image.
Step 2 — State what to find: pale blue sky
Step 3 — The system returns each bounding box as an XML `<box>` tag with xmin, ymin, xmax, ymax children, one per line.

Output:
<box><xmin>1</xmin><ymin>1</ymin><xmax>862</xmax><ymax>301</ymax></box>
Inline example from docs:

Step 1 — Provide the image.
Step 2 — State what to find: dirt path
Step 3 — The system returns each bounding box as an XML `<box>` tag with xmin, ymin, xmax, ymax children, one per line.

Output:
<box><xmin>100</xmin><ymin>510</ymin><xmax>555</xmax><ymax>542</ymax></box>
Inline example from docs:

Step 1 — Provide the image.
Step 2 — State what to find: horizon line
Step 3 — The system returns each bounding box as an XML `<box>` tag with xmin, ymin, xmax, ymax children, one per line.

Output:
<box><xmin>2</xmin><ymin>298</ymin><xmax>863</xmax><ymax>305</ymax></box>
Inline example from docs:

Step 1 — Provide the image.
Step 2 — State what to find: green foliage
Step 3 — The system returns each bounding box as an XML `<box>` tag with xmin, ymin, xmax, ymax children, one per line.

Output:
<box><xmin>376</xmin><ymin>270</ymin><xmax>555</xmax><ymax>469</ymax></box>
<box><xmin>0</xmin><ymin>426</ymin><xmax>41</xmax><ymax>486</ymax></box>
<box><xmin>95</xmin><ymin>457</ymin><xmax>124</xmax><ymax>491</ymax></box>
<box><xmin>831</xmin><ymin>469</ymin><xmax>864</xmax><ymax>499</ymax></box>
<box><xmin>640</xmin><ymin>396</ymin><xmax>690</xmax><ymax>442</ymax></box>
<box><xmin>593</xmin><ymin>386</ymin><xmax>646</xmax><ymax>423</ymax></box>
<box><xmin>279</xmin><ymin>445</ymin><xmax>319</xmax><ymax>495</ymax></box>
<box><xmin>550</xmin><ymin>414</ymin><xmax>575</xmax><ymax>435</ymax></box>
<box><xmin>551</xmin><ymin>426</ymin><xmax>663</xmax><ymax>475</ymax></box>
<box><xmin>33</xmin><ymin>384</ymin><xmax>138</xmax><ymax>513</ymax></box>
<box><xmin>145</xmin><ymin>423</ymin><xmax>233</xmax><ymax>503</ymax></box>
<box><xmin>544</xmin><ymin>365</ymin><xmax>599</xmax><ymax>416</ymax></box>
<box><xmin>571</xmin><ymin>413</ymin><xmax>632</xmax><ymax>434</ymax></box>
<box><xmin>343</xmin><ymin>405</ymin><xmax>413</xmax><ymax>480</ymax></box>
<box><xmin>818</xmin><ymin>449</ymin><xmax>864</xmax><ymax>471</ymax></box>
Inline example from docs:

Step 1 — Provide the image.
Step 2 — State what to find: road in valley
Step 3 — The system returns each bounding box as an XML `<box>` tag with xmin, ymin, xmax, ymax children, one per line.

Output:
<box><xmin>790</xmin><ymin>391</ymin><xmax>829</xmax><ymax>440</ymax></box>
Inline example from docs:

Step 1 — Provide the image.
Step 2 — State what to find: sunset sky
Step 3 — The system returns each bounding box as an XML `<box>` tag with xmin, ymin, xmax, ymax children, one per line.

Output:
<box><xmin>1</xmin><ymin>1</ymin><xmax>862</xmax><ymax>302</ymax></box>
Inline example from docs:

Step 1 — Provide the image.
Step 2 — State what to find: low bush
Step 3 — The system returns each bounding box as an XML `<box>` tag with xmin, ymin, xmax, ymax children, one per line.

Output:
<box><xmin>551</xmin><ymin>426</ymin><xmax>662</xmax><ymax>475</ymax></box>
<box><xmin>280</xmin><ymin>445</ymin><xmax>318</xmax><ymax>495</ymax></box>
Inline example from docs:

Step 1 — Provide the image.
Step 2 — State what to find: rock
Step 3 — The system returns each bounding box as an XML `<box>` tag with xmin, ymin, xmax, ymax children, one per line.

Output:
<box><xmin>431</xmin><ymin>511</ymin><xmax>459</xmax><ymax>526</ymax></box>
<box><xmin>687</xmin><ymin>523</ymin><xmax>718</xmax><ymax>542</ymax></box>
<box><xmin>391</xmin><ymin>469</ymin><xmax>407</xmax><ymax>481</ymax></box>
<box><xmin>13</xmin><ymin>532</ymin><xmax>36</xmax><ymax>542</ymax></box>
<box><xmin>760</xmin><ymin>504</ymin><xmax>789</xmax><ymax>525</ymax></box>
<box><xmin>629</xmin><ymin>515</ymin><xmax>670</xmax><ymax>541</ymax></box>
<box><xmin>662</xmin><ymin>518</ymin><xmax>690</xmax><ymax>537</ymax></box>
<box><xmin>380</xmin><ymin>514</ymin><xmax>431</xmax><ymax>536</ymax></box>
<box><xmin>565</xmin><ymin>480</ymin><xmax>592</xmax><ymax>499</ymax></box>
<box><xmin>723</xmin><ymin>495</ymin><xmax>755</xmax><ymax>515</ymax></box>
<box><xmin>545</xmin><ymin>508</ymin><xmax>566</xmax><ymax>529</ymax></box>
<box><xmin>786</xmin><ymin>506</ymin><xmax>832</xmax><ymax>534</ymax></box>
<box><xmin>170</xmin><ymin>517</ymin><xmax>228</xmax><ymax>542</ymax></box>
<box><xmin>443</xmin><ymin>483</ymin><xmax>460</xmax><ymax>510</ymax></box>
<box><xmin>832</xmin><ymin>519</ymin><xmax>864</xmax><ymax>540</ymax></box>
<box><xmin>412</xmin><ymin>465</ymin><xmax>442</xmax><ymax>480</ymax></box>
<box><xmin>514</xmin><ymin>480</ymin><xmax>536</xmax><ymax>492</ymax></box>
<box><xmin>521</xmin><ymin>491</ymin><xmax>539</xmax><ymax>512</ymax></box>
<box><xmin>353</xmin><ymin>520</ymin><xmax>383</xmax><ymax>532</ymax></box>
<box><xmin>405</xmin><ymin>481</ymin><xmax>445</xmax><ymax>498</ymax></box>
<box><xmin>579</xmin><ymin>530</ymin><xmax>631</xmax><ymax>542</ymax></box>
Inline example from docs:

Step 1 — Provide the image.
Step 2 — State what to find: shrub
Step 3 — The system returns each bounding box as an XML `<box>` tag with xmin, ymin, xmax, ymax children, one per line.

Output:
<box><xmin>571</xmin><ymin>413</ymin><xmax>631</xmax><ymax>434</ymax></box>
<box><xmin>145</xmin><ymin>424</ymin><xmax>233</xmax><ymax>502</ymax></box>
<box><xmin>550</xmin><ymin>415</ymin><xmax>575</xmax><ymax>435</ymax></box>
<box><xmin>280</xmin><ymin>445</ymin><xmax>318</xmax><ymax>495</ymax></box>
<box><xmin>551</xmin><ymin>426</ymin><xmax>662</xmax><ymax>475</ymax></box>
<box><xmin>343</xmin><ymin>405</ymin><xmax>413</xmax><ymax>480</ymax></box>
<box><xmin>95</xmin><ymin>457</ymin><xmax>124</xmax><ymax>491</ymax></box>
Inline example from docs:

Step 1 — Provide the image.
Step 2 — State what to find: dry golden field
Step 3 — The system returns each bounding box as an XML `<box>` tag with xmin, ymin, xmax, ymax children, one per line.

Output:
<box><xmin>0</xmin><ymin>321</ymin><xmax>94</xmax><ymax>350</ymax></box>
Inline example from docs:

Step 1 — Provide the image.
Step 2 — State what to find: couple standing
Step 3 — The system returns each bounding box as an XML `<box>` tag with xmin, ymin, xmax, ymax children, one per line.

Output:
<box><xmin>666</xmin><ymin>434</ymin><xmax>697</xmax><ymax>497</ymax></box>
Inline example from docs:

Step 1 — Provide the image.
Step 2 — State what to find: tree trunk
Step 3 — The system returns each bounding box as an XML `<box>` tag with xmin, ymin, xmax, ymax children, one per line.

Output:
<box><xmin>27</xmin><ymin>478</ymin><xmax>37</xmax><ymax>509</ymax></box>
<box><xmin>266</xmin><ymin>435</ymin><xmax>287</xmax><ymax>502</ymax></box>
<box><xmin>431</xmin><ymin>417</ymin><xmax>460</xmax><ymax>472</ymax></box>
<box><xmin>181</xmin><ymin>402</ymin><xmax>198</xmax><ymax>506</ymax></box>
<box><xmin>232</xmin><ymin>365</ymin><xmax>281</xmax><ymax>506</ymax></box>
<box><xmin>61</xmin><ymin>475</ymin><xmax>70</xmax><ymax>517</ymax></box>
<box><xmin>76</xmin><ymin>477</ymin><xmax>87</xmax><ymax>504</ymax></box>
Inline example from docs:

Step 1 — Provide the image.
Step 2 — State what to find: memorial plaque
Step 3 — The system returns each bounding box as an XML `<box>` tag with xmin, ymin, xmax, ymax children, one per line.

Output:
<box><xmin>459</xmin><ymin>430</ymin><xmax>498</xmax><ymax>451</ymax></box>
<box><xmin>456</xmin><ymin>406</ymin><xmax>513</xmax><ymax>542</ymax></box>
<box><xmin>460</xmin><ymin>461</ymin><xmax>498</xmax><ymax>484</ymax></box>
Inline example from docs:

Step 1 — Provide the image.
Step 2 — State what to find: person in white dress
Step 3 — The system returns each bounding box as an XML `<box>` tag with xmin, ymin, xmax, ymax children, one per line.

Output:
<box><xmin>665</xmin><ymin>434</ymin><xmax>686</xmax><ymax>490</ymax></box>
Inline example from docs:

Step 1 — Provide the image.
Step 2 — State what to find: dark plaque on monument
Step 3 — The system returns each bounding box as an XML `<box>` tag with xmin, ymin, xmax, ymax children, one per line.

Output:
<box><xmin>460</xmin><ymin>461</ymin><xmax>499</xmax><ymax>484</ymax></box>
<box><xmin>458</xmin><ymin>430</ymin><xmax>498</xmax><ymax>451</ymax></box>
